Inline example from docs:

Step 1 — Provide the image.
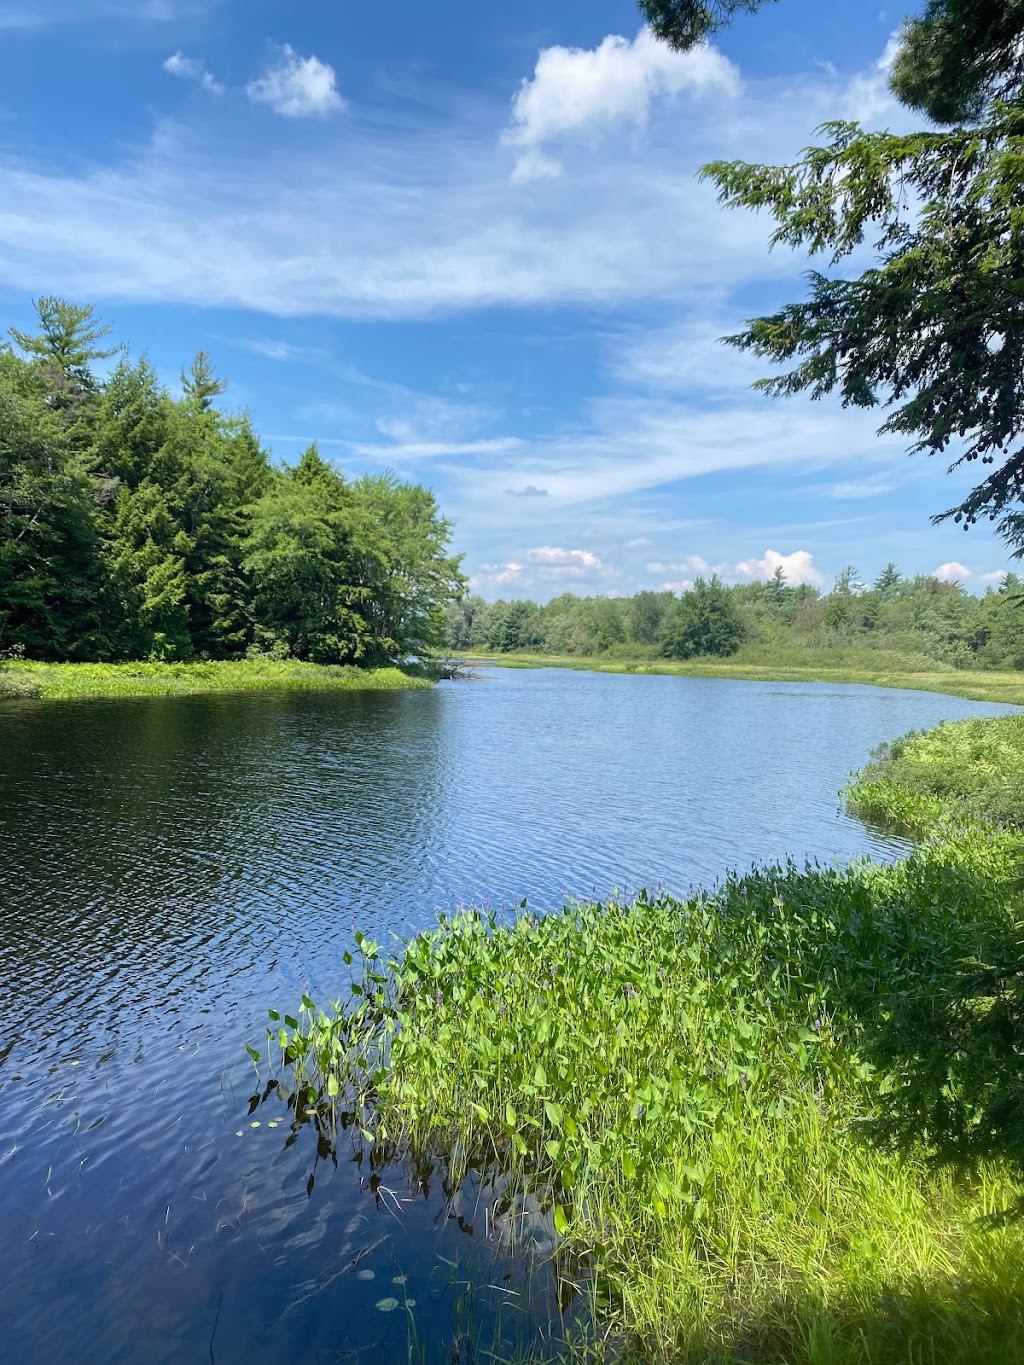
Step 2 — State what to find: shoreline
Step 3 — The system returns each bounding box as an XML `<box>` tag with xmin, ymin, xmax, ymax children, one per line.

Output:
<box><xmin>0</xmin><ymin>658</ymin><xmax>433</xmax><ymax>701</ymax></box>
<box><xmin>268</xmin><ymin>709</ymin><xmax>1024</xmax><ymax>1362</ymax></box>
<box><xmin>462</xmin><ymin>651</ymin><xmax>1024</xmax><ymax>706</ymax></box>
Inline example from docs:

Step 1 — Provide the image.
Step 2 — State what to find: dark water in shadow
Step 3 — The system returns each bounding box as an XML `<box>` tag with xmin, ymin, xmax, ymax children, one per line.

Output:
<box><xmin>0</xmin><ymin>668</ymin><xmax>1016</xmax><ymax>1362</ymax></box>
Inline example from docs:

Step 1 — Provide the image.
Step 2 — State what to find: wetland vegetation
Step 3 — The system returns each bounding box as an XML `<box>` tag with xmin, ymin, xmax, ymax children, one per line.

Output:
<box><xmin>261</xmin><ymin>711</ymin><xmax>1024</xmax><ymax>1362</ymax></box>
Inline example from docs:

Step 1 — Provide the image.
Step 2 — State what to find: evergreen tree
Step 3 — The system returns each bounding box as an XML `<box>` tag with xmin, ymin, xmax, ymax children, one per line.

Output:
<box><xmin>660</xmin><ymin>575</ymin><xmax>745</xmax><ymax>659</ymax></box>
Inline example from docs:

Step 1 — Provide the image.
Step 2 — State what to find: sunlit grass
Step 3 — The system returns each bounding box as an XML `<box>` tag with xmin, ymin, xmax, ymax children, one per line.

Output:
<box><xmin>0</xmin><ymin>658</ymin><xmax>431</xmax><ymax>700</ymax></box>
<box><xmin>246</xmin><ymin>702</ymin><xmax>1024</xmax><ymax>1361</ymax></box>
<box><xmin>261</xmin><ymin>816</ymin><xmax>1024</xmax><ymax>1360</ymax></box>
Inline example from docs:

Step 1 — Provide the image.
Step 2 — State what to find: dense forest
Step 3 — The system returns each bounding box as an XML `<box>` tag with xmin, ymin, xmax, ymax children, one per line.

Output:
<box><xmin>0</xmin><ymin>299</ymin><xmax>464</xmax><ymax>665</ymax></box>
<box><xmin>448</xmin><ymin>566</ymin><xmax>1024</xmax><ymax>671</ymax></box>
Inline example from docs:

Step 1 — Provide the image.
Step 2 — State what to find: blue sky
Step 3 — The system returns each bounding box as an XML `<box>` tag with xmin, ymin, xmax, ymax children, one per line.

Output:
<box><xmin>0</xmin><ymin>0</ymin><xmax>1009</xmax><ymax>598</ymax></box>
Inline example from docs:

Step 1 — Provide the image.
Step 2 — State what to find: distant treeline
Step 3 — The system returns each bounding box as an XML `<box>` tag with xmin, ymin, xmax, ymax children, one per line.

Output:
<box><xmin>0</xmin><ymin>299</ymin><xmax>464</xmax><ymax>664</ymax></box>
<box><xmin>448</xmin><ymin>565</ymin><xmax>1024</xmax><ymax>671</ymax></box>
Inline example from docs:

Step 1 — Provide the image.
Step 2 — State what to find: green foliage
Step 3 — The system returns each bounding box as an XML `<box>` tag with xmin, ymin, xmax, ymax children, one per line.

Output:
<box><xmin>889</xmin><ymin>0</ymin><xmax>1024</xmax><ymax>124</ymax></box>
<box><xmin>638</xmin><ymin>0</ymin><xmax>777</xmax><ymax>51</ymax></box>
<box><xmin>0</xmin><ymin>658</ymin><xmax>427</xmax><ymax>699</ymax></box>
<box><xmin>701</xmin><ymin>104</ymin><xmax>1024</xmax><ymax>526</ymax></box>
<box><xmin>447</xmin><ymin>565</ymin><xmax>1024</xmax><ymax>678</ymax></box>
<box><xmin>0</xmin><ymin>299</ymin><xmax>464</xmax><ymax>666</ymax></box>
<box><xmin>660</xmin><ymin>573</ymin><xmax>745</xmax><ymax>659</ymax></box>
<box><xmin>263</xmin><ymin>807</ymin><xmax>1024</xmax><ymax>1360</ymax></box>
<box><xmin>640</xmin><ymin>0</ymin><xmax>1024</xmax><ymax>126</ymax></box>
<box><xmin>845</xmin><ymin>716</ymin><xmax>1024</xmax><ymax>1194</ymax></box>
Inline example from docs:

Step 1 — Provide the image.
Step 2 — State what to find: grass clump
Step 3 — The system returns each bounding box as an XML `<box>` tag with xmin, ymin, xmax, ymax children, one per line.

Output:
<box><xmin>0</xmin><ymin>657</ymin><xmax>431</xmax><ymax>700</ymax></box>
<box><xmin>846</xmin><ymin>714</ymin><xmax>1024</xmax><ymax>835</ymax></box>
<box><xmin>264</xmin><ymin>813</ymin><xmax>1024</xmax><ymax>1361</ymax></box>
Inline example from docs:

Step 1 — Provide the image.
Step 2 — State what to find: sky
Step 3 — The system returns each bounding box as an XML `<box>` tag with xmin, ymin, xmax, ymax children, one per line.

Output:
<box><xmin>0</xmin><ymin>0</ymin><xmax>1010</xmax><ymax>600</ymax></box>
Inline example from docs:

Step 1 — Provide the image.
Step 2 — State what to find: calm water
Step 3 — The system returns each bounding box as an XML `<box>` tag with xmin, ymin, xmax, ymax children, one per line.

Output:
<box><xmin>0</xmin><ymin>668</ymin><xmax>1016</xmax><ymax>1362</ymax></box>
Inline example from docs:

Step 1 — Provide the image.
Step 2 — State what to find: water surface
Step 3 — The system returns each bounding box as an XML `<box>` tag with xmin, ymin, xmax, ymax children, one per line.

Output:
<box><xmin>0</xmin><ymin>668</ymin><xmax>1016</xmax><ymax>1362</ymax></box>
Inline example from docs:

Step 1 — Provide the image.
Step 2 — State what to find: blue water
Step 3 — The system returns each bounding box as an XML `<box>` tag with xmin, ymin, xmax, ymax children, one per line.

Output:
<box><xmin>0</xmin><ymin>668</ymin><xmax>1016</xmax><ymax>1362</ymax></box>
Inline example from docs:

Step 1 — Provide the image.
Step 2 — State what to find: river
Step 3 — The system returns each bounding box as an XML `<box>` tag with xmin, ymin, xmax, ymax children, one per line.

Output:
<box><xmin>0</xmin><ymin>668</ymin><xmax>1016</xmax><ymax>1362</ymax></box>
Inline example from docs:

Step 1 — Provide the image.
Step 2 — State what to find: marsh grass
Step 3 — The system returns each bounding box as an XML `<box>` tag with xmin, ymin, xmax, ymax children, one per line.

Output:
<box><xmin>259</xmin><ymin>798</ymin><xmax>1024</xmax><ymax>1360</ymax></box>
<box><xmin>0</xmin><ymin>658</ymin><xmax>430</xmax><ymax>700</ymax></box>
<box><xmin>846</xmin><ymin>714</ymin><xmax>1024</xmax><ymax>835</ymax></box>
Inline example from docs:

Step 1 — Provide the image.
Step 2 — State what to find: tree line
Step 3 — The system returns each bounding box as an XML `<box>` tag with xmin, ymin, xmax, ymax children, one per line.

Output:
<box><xmin>0</xmin><ymin>299</ymin><xmax>464</xmax><ymax>665</ymax></box>
<box><xmin>447</xmin><ymin>565</ymin><xmax>1024</xmax><ymax>671</ymax></box>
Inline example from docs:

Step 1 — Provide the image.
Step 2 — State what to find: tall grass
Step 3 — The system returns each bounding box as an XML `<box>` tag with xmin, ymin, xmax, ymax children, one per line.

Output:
<box><xmin>261</xmin><ymin>780</ymin><xmax>1024</xmax><ymax>1360</ymax></box>
<box><xmin>0</xmin><ymin>658</ymin><xmax>430</xmax><ymax>700</ymax></box>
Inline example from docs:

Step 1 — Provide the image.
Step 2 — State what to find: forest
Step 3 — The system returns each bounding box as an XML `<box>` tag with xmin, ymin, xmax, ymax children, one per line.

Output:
<box><xmin>0</xmin><ymin>299</ymin><xmax>464</xmax><ymax>667</ymax></box>
<box><xmin>448</xmin><ymin>566</ymin><xmax>1024</xmax><ymax>671</ymax></box>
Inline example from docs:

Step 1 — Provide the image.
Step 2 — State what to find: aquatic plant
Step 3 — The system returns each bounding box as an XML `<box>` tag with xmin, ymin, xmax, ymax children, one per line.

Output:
<box><xmin>257</xmin><ymin>810</ymin><xmax>1024</xmax><ymax>1360</ymax></box>
<box><xmin>0</xmin><ymin>658</ymin><xmax>430</xmax><ymax>700</ymax></box>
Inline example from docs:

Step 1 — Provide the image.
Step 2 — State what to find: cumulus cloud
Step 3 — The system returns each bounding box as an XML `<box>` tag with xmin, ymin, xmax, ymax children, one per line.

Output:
<box><xmin>246</xmin><ymin>45</ymin><xmax>346</xmax><ymax>118</ymax></box>
<box><xmin>527</xmin><ymin>546</ymin><xmax>602</xmax><ymax>569</ymax></box>
<box><xmin>735</xmin><ymin>549</ymin><xmax>825</xmax><ymax>587</ymax></box>
<box><xmin>933</xmin><ymin>561</ymin><xmax>972</xmax><ymax>582</ymax></box>
<box><xmin>163</xmin><ymin>51</ymin><xmax>224</xmax><ymax>94</ymax></box>
<box><xmin>470</xmin><ymin>561</ymin><xmax>524</xmax><ymax>589</ymax></box>
<box><xmin>506</xmin><ymin>484</ymin><xmax>549</xmax><ymax>497</ymax></box>
<box><xmin>503</xmin><ymin>26</ymin><xmax>740</xmax><ymax>179</ymax></box>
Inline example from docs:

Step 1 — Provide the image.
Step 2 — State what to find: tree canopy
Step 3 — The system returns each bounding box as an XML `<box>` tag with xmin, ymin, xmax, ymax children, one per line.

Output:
<box><xmin>638</xmin><ymin>0</ymin><xmax>1024</xmax><ymax>124</ymax></box>
<box><xmin>636</xmin><ymin>0</ymin><xmax>1024</xmax><ymax>535</ymax></box>
<box><xmin>0</xmin><ymin>298</ymin><xmax>464</xmax><ymax>665</ymax></box>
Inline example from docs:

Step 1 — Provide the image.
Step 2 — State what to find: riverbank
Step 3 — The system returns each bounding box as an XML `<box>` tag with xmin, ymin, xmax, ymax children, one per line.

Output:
<box><xmin>463</xmin><ymin>649</ymin><xmax>1024</xmax><ymax>706</ymax></box>
<box><xmin>266</xmin><ymin>713</ymin><xmax>1024</xmax><ymax>1363</ymax></box>
<box><xmin>0</xmin><ymin>658</ymin><xmax>433</xmax><ymax>701</ymax></box>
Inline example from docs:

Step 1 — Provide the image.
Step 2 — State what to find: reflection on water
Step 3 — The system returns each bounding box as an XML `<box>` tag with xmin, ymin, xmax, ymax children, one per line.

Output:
<box><xmin>0</xmin><ymin>669</ymin><xmax>1017</xmax><ymax>1362</ymax></box>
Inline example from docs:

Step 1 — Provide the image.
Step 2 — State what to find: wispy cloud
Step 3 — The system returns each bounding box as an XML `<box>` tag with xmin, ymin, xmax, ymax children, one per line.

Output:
<box><xmin>163</xmin><ymin>52</ymin><xmax>224</xmax><ymax>96</ymax></box>
<box><xmin>350</xmin><ymin>437</ymin><xmax>524</xmax><ymax>461</ymax></box>
<box><xmin>246</xmin><ymin>45</ymin><xmax>346</xmax><ymax>118</ymax></box>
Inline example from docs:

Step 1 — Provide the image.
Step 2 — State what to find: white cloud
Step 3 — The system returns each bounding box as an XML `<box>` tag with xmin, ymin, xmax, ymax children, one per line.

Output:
<box><xmin>932</xmin><ymin>560</ymin><xmax>972</xmax><ymax>582</ymax></box>
<box><xmin>735</xmin><ymin>549</ymin><xmax>825</xmax><ymax>587</ymax></box>
<box><xmin>979</xmin><ymin>571</ymin><xmax>1007</xmax><ymax>585</ymax></box>
<box><xmin>841</xmin><ymin>32</ymin><xmax>902</xmax><ymax>123</ymax></box>
<box><xmin>470</xmin><ymin>561</ymin><xmax>524</xmax><ymax>589</ymax></box>
<box><xmin>626</xmin><ymin>537</ymin><xmax>653</xmax><ymax>548</ymax></box>
<box><xmin>527</xmin><ymin>546</ymin><xmax>601</xmax><ymax>569</ymax></box>
<box><xmin>246</xmin><ymin>45</ymin><xmax>346</xmax><ymax>118</ymax></box>
<box><xmin>828</xmin><ymin>477</ymin><xmax>894</xmax><ymax>500</ymax></box>
<box><xmin>163</xmin><ymin>52</ymin><xmax>224</xmax><ymax>95</ymax></box>
<box><xmin>646</xmin><ymin>553</ymin><xmax>722</xmax><ymax>576</ymax></box>
<box><xmin>350</xmin><ymin>437</ymin><xmax>523</xmax><ymax>461</ymax></box>
<box><xmin>503</xmin><ymin>27</ymin><xmax>740</xmax><ymax>179</ymax></box>
<box><xmin>0</xmin><ymin>33</ymin><xmax>929</xmax><ymax>331</ymax></box>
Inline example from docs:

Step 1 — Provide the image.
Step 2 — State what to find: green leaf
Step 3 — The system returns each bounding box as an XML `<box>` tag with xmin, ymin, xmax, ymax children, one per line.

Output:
<box><xmin>553</xmin><ymin>1205</ymin><xmax>570</xmax><ymax>1236</ymax></box>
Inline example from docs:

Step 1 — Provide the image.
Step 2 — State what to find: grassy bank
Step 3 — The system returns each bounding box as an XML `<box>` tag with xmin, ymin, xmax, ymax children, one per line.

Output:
<box><xmin>464</xmin><ymin>648</ymin><xmax>1024</xmax><ymax>706</ymax></box>
<box><xmin>0</xmin><ymin>657</ymin><xmax>432</xmax><ymax>701</ymax></box>
<box><xmin>261</xmin><ymin>715</ymin><xmax>1024</xmax><ymax>1362</ymax></box>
